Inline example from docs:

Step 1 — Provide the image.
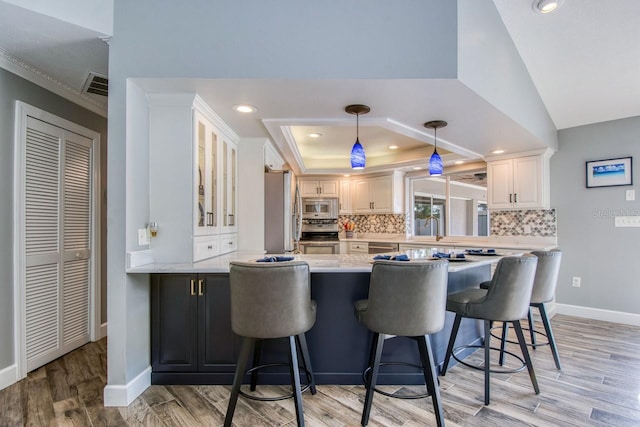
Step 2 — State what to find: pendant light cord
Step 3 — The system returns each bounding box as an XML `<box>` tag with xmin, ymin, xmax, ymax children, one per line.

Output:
<box><xmin>433</xmin><ymin>127</ymin><xmax>438</xmax><ymax>153</ymax></box>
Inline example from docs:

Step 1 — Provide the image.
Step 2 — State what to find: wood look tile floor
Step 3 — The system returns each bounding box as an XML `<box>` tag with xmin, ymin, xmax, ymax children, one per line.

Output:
<box><xmin>2</xmin><ymin>314</ymin><xmax>640</xmax><ymax>426</ymax></box>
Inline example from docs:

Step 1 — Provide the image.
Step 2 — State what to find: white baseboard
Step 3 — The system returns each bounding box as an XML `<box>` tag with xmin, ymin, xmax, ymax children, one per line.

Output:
<box><xmin>556</xmin><ymin>304</ymin><xmax>640</xmax><ymax>326</ymax></box>
<box><xmin>0</xmin><ymin>364</ymin><xmax>18</xmax><ymax>392</ymax></box>
<box><xmin>103</xmin><ymin>366</ymin><xmax>151</xmax><ymax>407</ymax></box>
<box><xmin>99</xmin><ymin>322</ymin><xmax>107</xmax><ymax>340</ymax></box>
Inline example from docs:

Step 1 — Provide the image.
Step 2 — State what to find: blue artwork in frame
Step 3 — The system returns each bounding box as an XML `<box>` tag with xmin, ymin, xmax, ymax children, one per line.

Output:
<box><xmin>586</xmin><ymin>156</ymin><xmax>633</xmax><ymax>188</ymax></box>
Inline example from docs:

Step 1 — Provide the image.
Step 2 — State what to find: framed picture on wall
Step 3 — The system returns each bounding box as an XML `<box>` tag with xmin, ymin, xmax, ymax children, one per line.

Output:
<box><xmin>586</xmin><ymin>156</ymin><xmax>633</xmax><ymax>188</ymax></box>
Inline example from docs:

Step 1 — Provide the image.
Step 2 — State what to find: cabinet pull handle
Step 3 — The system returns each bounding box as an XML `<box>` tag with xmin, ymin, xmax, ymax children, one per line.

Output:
<box><xmin>514</xmin><ymin>193</ymin><xmax>517</xmax><ymax>203</ymax></box>
<box><xmin>207</xmin><ymin>245</ymin><xmax>213</xmax><ymax>250</ymax></box>
<box><xmin>509</xmin><ymin>193</ymin><xmax>513</xmax><ymax>203</ymax></box>
<box><xmin>228</xmin><ymin>214</ymin><xmax>235</xmax><ymax>226</ymax></box>
<box><xmin>190</xmin><ymin>279</ymin><xmax>195</xmax><ymax>296</ymax></box>
<box><xmin>207</xmin><ymin>212</ymin><xmax>214</xmax><ymax>226</ymax></box>
<box><xmin>198</xmin><ymin>279</ymin><xmax>204</xmax><ymax>296</ymax></box>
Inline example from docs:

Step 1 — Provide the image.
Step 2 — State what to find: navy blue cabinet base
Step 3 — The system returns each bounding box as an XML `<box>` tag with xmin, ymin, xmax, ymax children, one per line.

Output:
<box><xmin>150</xmin><ymin>266</ymin><xmax>490</xmax><ymax>385</ymax></box>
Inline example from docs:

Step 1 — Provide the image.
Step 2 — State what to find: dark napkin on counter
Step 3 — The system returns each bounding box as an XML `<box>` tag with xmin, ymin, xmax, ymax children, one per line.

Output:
<box><xmin>391</xmin><ymin>254</ymin><xmax>410</xmax><ymax>261</ymax></box>
<box><xmin>454</xmin><ymin>253</ymin><xmax>466</xmax><ymax>259</ymax></box>
<box><xmin>465</xmin><ymin>249</ymin><xmax>484</xmax><ymax>254</ymax></box>
<box><xmin>373</xmin><ymin>255</ymin><xmax>392</xmax><ymax>260</ymax></box>
<box><xmin>432</xmin><ymin>252</ymin><xmax>450</xmax><ymax>258</ymax></box>
<box><xmin>256</xmin><ymin>256</ymin><xmax>294</xmax><ymax>262</ymax></box>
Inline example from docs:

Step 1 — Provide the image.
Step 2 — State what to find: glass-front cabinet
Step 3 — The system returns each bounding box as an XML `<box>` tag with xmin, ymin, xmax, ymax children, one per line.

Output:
<box><xmin>194</xmin><ymin>110</ymin><xmax>218</xmax><ymax>236</ymax></box>
<box><xmin>149</xmin><ymin>93</ymin><xmax>238</xmax><ymax>263</ymax></box>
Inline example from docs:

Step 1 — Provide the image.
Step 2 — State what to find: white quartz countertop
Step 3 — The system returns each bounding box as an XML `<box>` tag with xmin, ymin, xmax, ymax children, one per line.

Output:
<box><xmin>127</xmin><ymin>249</ymin><xmax>512</xmax><ymax>274</ymax></box>
<box><xmin>339</xmin><ymin>233</ymin><xmax>557</xmax><ymax>251</ymax></box>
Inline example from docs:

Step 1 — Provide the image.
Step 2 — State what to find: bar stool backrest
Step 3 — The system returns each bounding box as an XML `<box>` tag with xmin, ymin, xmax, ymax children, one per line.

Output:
<box><xmin>530</xmin><ymin>250</ymin><xmax>562</xmax><ymax>304</ymax></box>
<box><xmin>362</xmin><ymin>260</ymin><xmax>449</xmax><ymax>337</ymax></box>
<box><xmin>229</xmin><ymin>261</ymin><xmax>314</xmax><ymax>339</ymax></box>
<box><xmin>469</xmin><ymin>255</ymin><xmax>538</xmax><ymax>322</ymax></box>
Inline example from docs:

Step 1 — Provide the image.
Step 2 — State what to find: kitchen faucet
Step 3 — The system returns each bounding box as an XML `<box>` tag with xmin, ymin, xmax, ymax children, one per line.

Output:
<box><xmin>426</xmin><ymin>215</ymin><xmax>443</xmax><ymax>241</ymax></box>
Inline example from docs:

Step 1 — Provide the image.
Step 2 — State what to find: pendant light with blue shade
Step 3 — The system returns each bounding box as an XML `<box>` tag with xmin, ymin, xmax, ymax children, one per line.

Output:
<box><xmin>424</xmin><ymin>120</ymin><xmax>447</xmax><ymax>176</ymax></box>
<box><xmin>345</xmin><ymin>104</ymin><xmax>370</xmax><ymax>170</ymax></box>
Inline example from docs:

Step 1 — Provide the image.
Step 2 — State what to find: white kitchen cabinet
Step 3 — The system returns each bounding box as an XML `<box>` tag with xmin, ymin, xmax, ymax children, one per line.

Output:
<box><xmin>487</xmin><ymin>153</ymin><xmax>550</xmax><ymax>209</ymax></box>
<box><xmin>339</xmin><ymin>180</ymin><xmax>351</xmax><ymax>213</ymax></box>
<box><xmin>221</xmin><ymin>138</ymin><xmax>238</xmax><ymax>233</ymax></box>
<box><xmin>299</xmin><ymin>179</ymin><xmax>338</xmax><ymax>197</ymax></box>
<box><xmin>149</xmin><ymin>93</ymin><xmax>239</xmax><ymax>262</ymax></box>
<box><xmin>348</xmin><ymin>241</ymin><xmax>369</xmax><ymax>254</ymax></box>
<box><xmin>352</xmin><ymin>172</ymin><xmax>404</xmax><ymax>214</ymax></box>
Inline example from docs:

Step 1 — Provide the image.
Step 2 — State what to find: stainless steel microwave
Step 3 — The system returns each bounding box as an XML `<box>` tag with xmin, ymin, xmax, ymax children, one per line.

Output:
<box><xmin>301</xmin><ymin>198</ymin><xmax>338</xmax><ymax>219</ymax></box>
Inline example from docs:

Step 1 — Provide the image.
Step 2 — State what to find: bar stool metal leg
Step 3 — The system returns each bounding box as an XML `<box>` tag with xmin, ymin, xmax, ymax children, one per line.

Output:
<box><xmin>296</xmin><ymin>333</ymin><xmax>317</xmax><ymax>394</ymax></box>
<box><xmin>224</xmin><ymin>337</ymin><xmax>254</xmax><ymax>427</ymax></box>
<box><xmin>250</xmin><ymin>339</ymin><xmax>263</xmax><ymax>391</ymax></box>
<box><xmin>527</xmin><ymin>308</ymin><xmax>537</xmax><ymax>349</ymax></box>
<box><xmin>499</xmin><ymin>322</ymin><xmax>509</xmax><ymax>366</ymax></box>
<box><xmin>538</xmin><ymin>304</ymin><xmax>562</xmax><ymax>370</ymax></box>
<box><xmin>361</xmin><ymin>332</ymin><xmax>384</xmax><ymax>426</ymax></box>
<box><xmin>417</xmin><ymin>335</ymin><xmax>444</xmax><ymax>427</ymax></box>
<box><xmin>513</xmin><ymin>321</ymin><xmax>540</xmax><ymax>395</ymax></box>
<box><xmin>484</xmin><ymin>320</ymin><xmax>491</xmax><ymax>405</ymax></box>
<box><xmin>441</xmin><ymin>313</ymin><xmax>462</xmax><ymax>376</ymax></box>
<box><xmin>287</xmin><ymin>336</ymin><xmax>305</xmax><ymax>427</ymax></box>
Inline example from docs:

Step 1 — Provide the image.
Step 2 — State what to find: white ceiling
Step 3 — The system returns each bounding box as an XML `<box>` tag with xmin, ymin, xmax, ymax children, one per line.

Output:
<box><xmin>1</xmin><ymin>1</ymin><xmax>638</xmax><ymax>173</ymax></box>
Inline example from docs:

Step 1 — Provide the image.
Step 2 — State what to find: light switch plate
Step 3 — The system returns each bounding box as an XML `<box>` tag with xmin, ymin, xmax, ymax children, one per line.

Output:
<box><xmin>614</xmin><ymin>216</ymin><xmax>640</xmax><ymax>227</ymax></box>
<box><xmin>626</xmin><ymin>189</ymin><xmax>635</xmax><ymax>201</ymax></box>
<box><xmin>138</xmin><ymin>228</ymin><xmax>150</xmax><ymax>245</ymax></box>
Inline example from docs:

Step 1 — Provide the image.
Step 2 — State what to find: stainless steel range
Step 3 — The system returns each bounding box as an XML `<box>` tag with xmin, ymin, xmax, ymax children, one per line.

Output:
<box><xmin>298</xmin><ymin>218</ymin><xmax>340</xmax><ymax>254</ymax></box>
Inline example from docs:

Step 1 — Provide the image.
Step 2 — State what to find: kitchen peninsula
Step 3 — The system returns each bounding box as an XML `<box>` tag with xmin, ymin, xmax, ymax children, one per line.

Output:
<box><xmin>130</xmin><ymin>250</ymin><xmax>508</xmax><ymax>386</ymax></box>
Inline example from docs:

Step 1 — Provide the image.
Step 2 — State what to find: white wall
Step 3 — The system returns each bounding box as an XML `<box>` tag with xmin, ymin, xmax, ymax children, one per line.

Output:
<box><xmin>551</xmin><ymin>116</ymin><xmax>640</xmax><ymax>316</ymax></box>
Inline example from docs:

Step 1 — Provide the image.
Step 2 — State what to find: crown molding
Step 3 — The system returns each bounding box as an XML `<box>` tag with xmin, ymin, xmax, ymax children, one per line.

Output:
<box><xmin>0</xmin><ymin>48</ymin><xmax>107</xmax><ymax>118</ymax></box>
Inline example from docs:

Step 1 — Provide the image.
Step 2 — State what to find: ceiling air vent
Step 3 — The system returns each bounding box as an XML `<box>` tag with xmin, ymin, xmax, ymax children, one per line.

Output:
<box><xmin>82</xmin><ymin>72</ymin><xmax>108</xmax><ymax>97</ymax></box>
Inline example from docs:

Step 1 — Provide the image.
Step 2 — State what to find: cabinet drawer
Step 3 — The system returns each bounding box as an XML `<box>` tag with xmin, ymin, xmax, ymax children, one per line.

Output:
<box><xmin>349</xmin><ymin>242</ymin><xmax>369</xmax><ymax>253</ymax></box>
<box><xmin>219</xmin><ymin>233</ymin><xmax>238</xmax><ymax>254</ymax></box>
<box><xmin>194</xmin><ymin>236</ymin><xmax>220</xmax><ymax>261</ymax></box>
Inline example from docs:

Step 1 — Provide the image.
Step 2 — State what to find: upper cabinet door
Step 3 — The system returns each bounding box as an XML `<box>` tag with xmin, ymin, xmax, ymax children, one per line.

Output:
<box><xmin>353</xmin><ymin>179</ymin><xmax>373</xmax><ymax>213</ymax></box>
<box><xmin>339</xmin><ymin>180</ymin><xmax>351</xmax><ymax>214</ymax></box>
<box><xmin>299</xmin><ymin>180</ymin><xmax>338</xmax><ymax>197</ymax></box>
<box><xmin>370</xmin><ymin>176</ymin><xmax>393</xmax><ymax>212</ymax></box>
<box><xmin>194</xmin><ymin>110</ymin><xmax>219</xmax><ymax>236</ymax></box>
<box><xmin>512</xmin><ymin>156</ymin><xmax>542</xmax><ymax>208</ymax></box>
<box><xmin>487</xmin><ymin>159</ymin><xmax>514</xmax><ymax>209</ymax></box>
<box><xmin>319</xmin><ymin>181</ymin><xmax>338</xmax><ymax>197</ymax></box>
<box><xmin>221</xmin><ymin>138</ymin><xmax>238</xmax><ymax>233</ymax></box>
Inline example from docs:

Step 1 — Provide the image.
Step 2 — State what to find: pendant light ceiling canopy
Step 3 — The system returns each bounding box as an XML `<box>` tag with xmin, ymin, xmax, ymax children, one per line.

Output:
<box><xmin>424</xmin><ymin>120</ymin><xmax>447</xmax><ymax>176</ymax></box>
<box><xmin>345</xmin><ymin>104</ymin><xmax>370</xmax><ymax>170</ymax></box>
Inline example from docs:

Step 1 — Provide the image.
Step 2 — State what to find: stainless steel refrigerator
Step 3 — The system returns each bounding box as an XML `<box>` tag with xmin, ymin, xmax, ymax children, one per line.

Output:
<box><xmin>264</xmin><ymin>170</ymin><xmax>301</xmax><ymax>253</ymax></box>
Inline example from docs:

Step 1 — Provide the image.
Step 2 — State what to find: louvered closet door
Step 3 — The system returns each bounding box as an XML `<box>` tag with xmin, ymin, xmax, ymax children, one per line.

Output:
<box><xmin>24</xmin><ymin>117</ymin><xmax>93</xmax><ymax>371</ymax></box>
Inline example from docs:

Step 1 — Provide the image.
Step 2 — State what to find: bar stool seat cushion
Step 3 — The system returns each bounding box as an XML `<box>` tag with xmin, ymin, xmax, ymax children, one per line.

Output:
<box><xmin>446</xmin><ymin>288</ymin><xmax>489</xmax><ymax>315</ymax></box>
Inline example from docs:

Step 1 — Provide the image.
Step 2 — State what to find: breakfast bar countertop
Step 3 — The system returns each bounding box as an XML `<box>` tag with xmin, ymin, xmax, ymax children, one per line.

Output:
<box><xmin>127</xmin><ymin>249</ymin><xmax>512</xmax><ymax>274</ymax></box>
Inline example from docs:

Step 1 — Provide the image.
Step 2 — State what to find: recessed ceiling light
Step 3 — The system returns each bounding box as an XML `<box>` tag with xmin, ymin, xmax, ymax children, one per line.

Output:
<box><xmin>388</xmin><ymin>145</ymin><xmax>399</xmax><ymax>150</ymax></box>
<box><xmin>413</xmin><ymin>166</ymin><xmax>422</xmax><ymax>170</ymax></box>
<box><xmin>308</xmin><ymin>132</ymin><xmax>323</xmax><ymax>138</ymax></box>
<box><xmin>454</xmin><ymin>160</ymin><xmax>465</xmax><ymax>165</ymax></box>
<box><xmin>532</xmin><ymin>0</ymin><xmax>563</xmax><ymax>14</ymax></box>
<box><xmin>343</xmin><ymin>174</ymin><xmax>351</xmax><ymax>177</ymax></box>
<box><xmin>232</xmin><ymin>104</ymin><xmax>257</xmax><ymax>113</ymax></box>
<box><xmin>492</xmin><ymin>149</ymin><xmax>505</xmax><ymax>154</ymax></box>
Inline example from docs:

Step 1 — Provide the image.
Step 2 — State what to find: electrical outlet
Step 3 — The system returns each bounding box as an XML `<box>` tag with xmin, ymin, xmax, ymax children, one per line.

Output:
<box><xmin>523</xmin><ymin>224</ymin><xmax>532</xmax><ymax>234</ymax></box>
<box><xmin>626</xmin><ymin>189</ymin><xmax>635</xmax><ymax>201</ymax></box>
<box><xmin>571</xmin><ymin>277</ymin><xmax>581</xmax><ymax>288</ymax></box>
<box><xmin>138</xmin><ymin>228</ymin><xmax>150</xmax><ymax>246</ymax></box>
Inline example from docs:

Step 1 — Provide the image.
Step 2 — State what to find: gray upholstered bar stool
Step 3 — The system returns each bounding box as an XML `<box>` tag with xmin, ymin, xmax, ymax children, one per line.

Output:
<box><xmin>224</xmin><ymin>261</ymin><xmax>316</xmax><ymax>427</ymax></box>
<box><xmin>441</xmin><ymin>255</ymin><xmax>540</xmax><ymax>405</ymax></box>
<box><xmin>354</xmin><ymin>260</ymin><xmax>449</xmax><ymax>427</ymax></box>
<box><xmin>481</xmin><ymin>250</ymin><xmax>563</xmax><ymax>369</ymax></box>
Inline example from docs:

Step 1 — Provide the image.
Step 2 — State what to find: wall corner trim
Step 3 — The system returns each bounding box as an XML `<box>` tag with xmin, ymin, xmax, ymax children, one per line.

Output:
<box><xmin>0</xmin><ymin>364</ymin><xmax>18</xmax><ymax>392</ymax></box>
<box><xmin>103</xmin><ymin>366</ymin><xmax>151</xmax><ymax>407</ymax></box>
<box><xmin>555</xmin><ymin>304</ymin><xmax>640</xmax><ymax>327</ymax></box>
<box><xmin>98</xmin><ymin>322</ymin><xmax>108</xmax><ymax>340</ymax></box>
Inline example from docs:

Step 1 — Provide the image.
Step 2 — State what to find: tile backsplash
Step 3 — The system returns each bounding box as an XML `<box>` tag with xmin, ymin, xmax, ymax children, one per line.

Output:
<box><xmin>339</xmin><ymin>214</ymin><xmax>406</xmax><ymax>234</ymax></box>
<box><xmin>490</xmin><ymin>209</ymin><xmax>557</xmax><ymax>237</ymax></box>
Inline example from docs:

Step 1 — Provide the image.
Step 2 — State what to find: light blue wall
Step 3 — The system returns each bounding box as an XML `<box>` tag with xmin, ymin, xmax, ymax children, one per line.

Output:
<box><xmin>111</xmin><ymin>0</ymin><xmax>458</xmax><ymax>80</ymax></box>
<box><xmin>552</xmin><ymin>116</ymin><xmax>640</xmax><ymax>314</ymax></box>
<box><xmin>0</xmin><ymin>67</ymin><xmax>107</xmax><ymax>372</ymax></box>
